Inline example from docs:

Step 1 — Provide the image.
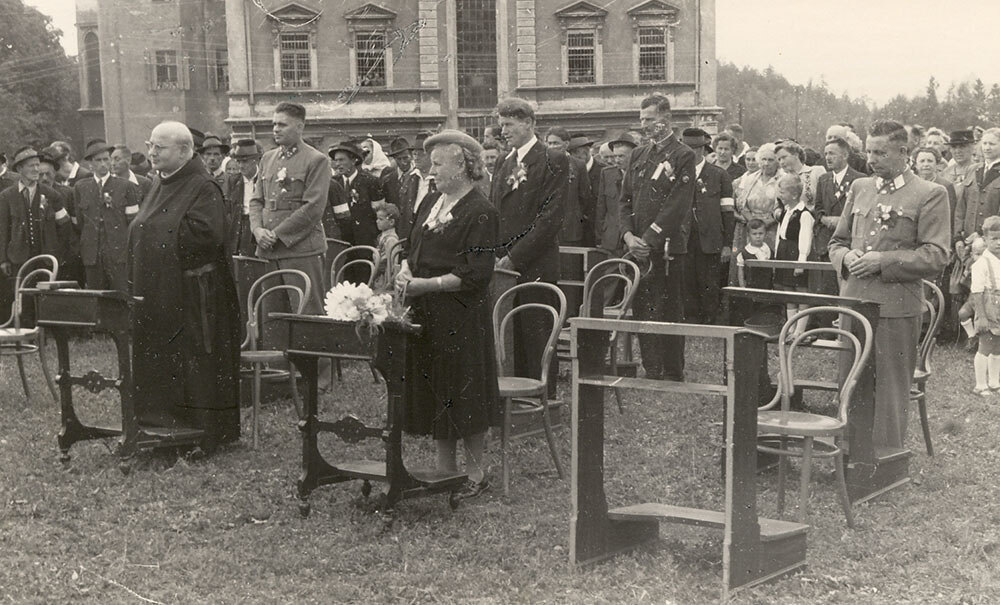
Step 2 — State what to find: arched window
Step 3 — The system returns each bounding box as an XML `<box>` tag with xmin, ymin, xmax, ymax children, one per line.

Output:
<box><xmin>84</xmin><ymin>32</ymin><xmax>102</xmax><ymax>106</ymax></box>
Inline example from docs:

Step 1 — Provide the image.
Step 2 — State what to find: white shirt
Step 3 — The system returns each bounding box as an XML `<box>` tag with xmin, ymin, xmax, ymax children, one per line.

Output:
<box><xmin>126</xmin><ymin>170</ymin><xmax>140</xmax><ymax>185</ymax></box>
<box><xmin>17</xmin><ymin>181</ymin><xmax>37</xmax><ymax>201</ymax></box>
<box><xmin>95</xmin><ymin>172</ymin><xmax>111</xmax><ymax>188</ymax></box>
<box><xmin>777</xmin><ymin>200</ymin><xmax>814</xmax><ymax>262</ymax></box>
<box><xmin>414</xmin><ymin>171</ymin><xmax>435</xmax><ymax>213</ymax></box>
<box><xmin>586</xmin><ymin>156</ymin><xmax>594</xmax><ymax>172</ymax></box>
<box><xmin>985</xmin><ymin>158</ymin><xmax>1000</xmax><ymax>173</ymax></box>
<box><xmin>68</xmin><ymin>162</ymin><xmax>80</xmax><ymax>180</ymax></box>
<box><xmin>511</xmin><ymin>136</ymin><xmax>538</xmax><ymax>164</ymax></box>
<box><xmin>971</xmin><ymin>249</ymin><xmax>1000</xmax><ymax>294</ymax></box>
<box><xmin>737</xmin><ymin>242</ymin><xmax>772</xmax><ymax>267</ymax></box>
<box><xmin>242</xmin><ymin>169</ymin><xmax>257</xmax><ymax>215</ymax></box>
<box><xmin>833</xmin><ymin>166</ymin><xmax>848</xmax><ymax>187</ymax></box>
<box><xmin>695</xmin><ymin>158</ymin><xmax>706</xmax><ymax>179</ymax></box>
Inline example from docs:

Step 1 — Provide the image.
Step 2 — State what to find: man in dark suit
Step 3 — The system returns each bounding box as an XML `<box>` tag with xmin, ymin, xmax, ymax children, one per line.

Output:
<box><xmin>491</xmin><ymin>98</ymin><xmax>568</xmax><ymax>394</ymax></box>
<box><xmin>568</xmin><ymin>135</ymin><xmax>602</xmax><ymax>247</ymax></box>
<box><xmin>681</xmin><ymin>128</ymin><xmax>734</xmax><ymax>325</ymax></box>
<box><xmin>619</xmin><ymin>94</ymin><xmax>698</xmax><ymax>381</ymax></box>
<box><xmin>811</xmin><ymin>136</ymin><xmax>865</xmax><ymax>296</ymax></box>
<box><xmin>111</xmin><ymin>145</ymin><xmax>153</xmax><ymax>199</ymax></box>
<box><xmin>386</xmin><ymin>136</ymin><xmax>417</xmax><ymax>236</ymax></box>
<box><xmin>545</xmin><ymin>126</ymin><xmax>592</xmax><ymax>247</ymax></box>
<box><xmin>37</xmin><ymin>148</ymin><xmax>84</xmax><ymax>286</ymax></box>
<box><xmin>0</xmin><ymin>153</ymin><xmax>18</xmax><ymax>193</ymax></box>
<box><xmin>328</xmin><ymin>140</ymin><xmax>383</xmax><ymax>249</ymax></box>
<box><xmin>594</xmin><ymin>133</ymin><xmax>639</xmax><ymax>252</ymax></box>
<box><xmin>0</xmin><ymin>147</ymin><xmax>72</xmax><ymax>318</ymax></box>
<box><xmin>49</xmin><ymin>140</ymin><xmax>93</xmax><ymax>187</ymax></box>
<box><xmin>73</xmin><ymin>140</ymin><xmax>142</xmax><ymax>291</ymax></box>
<box><xmin>226</xmin><ymin>139</ymin><xmax>261</xmax><ymax>257</ymax></box>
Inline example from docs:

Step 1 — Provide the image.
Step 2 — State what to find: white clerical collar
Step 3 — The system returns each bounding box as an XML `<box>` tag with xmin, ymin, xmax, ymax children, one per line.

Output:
<box><xmin>512</xmin><ymin>136</ymin><xmax>538</xmax><ymax>164</ymax></box>
<box><xmin>95</xmin><ymin>172</ymin><xmax>111</xmax><ymax>187</ymax></box>
<box><xmin>833</xmin><ymin>166</ymin><xmax>848</xmax><ymax>184</ymax></box>
<box><xmin>876</xmin><ymin>172</ymin><xmax>907</xmax><ymax>191</ymax></box>
<box><xmin>695</xmin><ymin>157</ymin><xmax>706</xmax><ymax>178</ymax></box>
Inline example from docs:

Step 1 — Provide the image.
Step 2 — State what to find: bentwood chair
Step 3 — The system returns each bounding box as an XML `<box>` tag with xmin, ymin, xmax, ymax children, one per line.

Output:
<box><xmin>0</xmin><ymin>254</ymin><xmax>59</xmax><ymax>403</ymax></box>
<box><xmin>556</xmin><ymin>258</ymin><xmax>641</xmax><ymax>413</ymax></box>
<box><xmin>493</xmin><ymin>282</ymin><xmax>567</xmax><ymax>496</ymax></box>
<box><xmin>910</xmin><ymin>279</ymin><xmax>944</xmax><ymax>456</ymax></box>
<box><xmin>383</xmin><ymin>238</ymin><xmax>406</xmax><ymax>287</ymax></box>
<box><xmin>242</xmin><ymin>269</ymin><xmax>310</xmax><ymax>448</ymax></box>
<box><xmin>757</xmin><ymin>306</ymin><xmax>873</xmax><ymax>528</ymax></box>
<box><xmin>330</xmin><ymin>245</ymin><xmax>379</xmax><ymax>289</ymax></box>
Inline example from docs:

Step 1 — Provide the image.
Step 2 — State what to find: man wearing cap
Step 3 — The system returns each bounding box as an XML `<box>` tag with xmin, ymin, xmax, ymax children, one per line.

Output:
<box><xmin>49</xmin><ymin>141</ymin><xmax>92</xmax><ymax>187</ymax></box>
<box><xmin>545</xmin><ymin>126</ymin><xmax>593</xmax><ymax>247</ymax></box>
<box><xmin>37</xmin><ymin>148</ymin><xmax>84</xmax><ymax>286</ymax></box>
<box><xmin>227</xmin><ymin>139</ymin><xmax>262</xmax><ymax>257</ymax></box>
<box><xmin>111</xmin><ymin>144</ymin><xmax>153</xmax><ymax>199</ymax></box>
<box><xmin>680</xmin><ymin>128</ymin><xmax>734</xmax><ymax>325</ymax></box>
<box><xmin>569</xmin><ymin>134</ymin><xmax>602</xmax><ymax>247</ymax></box>
<box><xmin>250</xmin><ymin>102</ymin><xmax>330</xmax><ymax>313</ymax></box>
<box><xmin>943</xmin><ymin>129</ymin><xmax>979</xmax><ymax>197</ymax></box>
<box><xmin>200</xmin><ymin>133</ymin><xmax>230</xmax><ymax>197</ymax></box>
<box><xmin>130</xmin><ymin>152</ymin><xmax>152</xmax><ymax>178</ymax></box>
<box><xmin>491</xmin><ymin>98</ymin><xmax>568</xmax><ymax>394</ymax></box>
<box><xmin>619</xmin><ymin>94</ymin><xmax>697</xmax><ymax>381</ymax></box>
<box><xmin>594</xmin><ymin>132</ymin><xmax>638</xmax><ymax>252</ymax></box>
<box><xmin>386</xmin><ymin>136</ymin><xmax>418</xmax><ymax>235</ymax></box>
<box><xmin>327</xmin><ymin>140</ymin><xmax>381</xmax><ymax>253</ymax></box>
<box><xmin>73</xmin><ymin>139</ymin><xmax>143</xmax><ymax>291</ymax></box>
<box><xmin>0</xmin><ymin>146</ymin><xmax>73</xmax><ymax>317</ymax></box>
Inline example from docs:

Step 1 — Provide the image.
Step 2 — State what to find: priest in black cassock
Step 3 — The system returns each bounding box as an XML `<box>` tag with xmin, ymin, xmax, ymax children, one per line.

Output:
<box><xmin>127</xmin><ymin>121</ymin><xmax>241</xmax><ymax>445</ymax></box>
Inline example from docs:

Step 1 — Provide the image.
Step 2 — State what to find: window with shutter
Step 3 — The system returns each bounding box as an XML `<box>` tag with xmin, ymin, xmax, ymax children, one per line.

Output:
<box><xmin>154</xmin><ymin>50</ymin><xmax>179</xmax><ymax>90</ymax></box>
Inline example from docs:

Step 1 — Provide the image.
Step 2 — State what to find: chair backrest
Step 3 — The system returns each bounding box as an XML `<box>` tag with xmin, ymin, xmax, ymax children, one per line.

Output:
<box><xmin>492</xmin><ymin>282</ymin><xmax>567</xmax><ymax>387</ymax></box>
<box><xmin>6</xmin><ymin>254</ymin><xmax>59</xmax><ymax>329</ymax></box>
<box><xmin>244</xmin><ymin>269</ymin><xmax>311</xmax><ymax>351</ymax></box>
<box><xmin>763</xmin><ymin>306</ymin><xmax>873</xmax><ymax>425</ymax></box>
<box><xmin>335</xmin><ymin>259</ymin><xmax>378</xmax><ymax>287</ymax></box>
<box><xmin>385</xmin><ymin>239</ymin><xmax>406</xmax><ymax>284</ymax></box>
<box><xmin>330</xmin><ymin>245</ymin><xmax>379</xmax><ymax>288</ymax></box>
<box><xmin>581</xmin><ymin>258</ymin><xmax>641</xmax><ymax>318</ymax></box>
<box><xmin>919</xmin><ymin>279</ymin><xmax>945</xmax><ymax>373</ymax></box>
<box><xmin>620</xmin><ymin>252</ymin><xmax>650</xmax><ymax>285</ymax></box>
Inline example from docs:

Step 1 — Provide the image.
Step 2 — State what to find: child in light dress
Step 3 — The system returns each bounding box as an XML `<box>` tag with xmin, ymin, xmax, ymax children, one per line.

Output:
<box><xmin>970</xmin><ymin>217</ymin><xmax>1000</xmax><ymax>395</ymax></box>
<box><xmin>773</xmin><ymin>173</ymin><xmax>814</xmax><ymax>339</ymax></box>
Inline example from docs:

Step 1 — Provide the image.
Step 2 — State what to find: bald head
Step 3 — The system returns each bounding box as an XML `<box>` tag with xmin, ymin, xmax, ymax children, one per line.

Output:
<box><xmin>149</xmin><ymin>121</ymin><xmax>195</xmax><ymax>173</ymax></box>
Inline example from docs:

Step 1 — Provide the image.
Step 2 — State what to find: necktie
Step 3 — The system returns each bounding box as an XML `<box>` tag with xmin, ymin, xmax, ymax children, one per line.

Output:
<box><xmin>428</xmin><ymin>178</ymin><xmax>437</xmax><ymax>193</ymax></box>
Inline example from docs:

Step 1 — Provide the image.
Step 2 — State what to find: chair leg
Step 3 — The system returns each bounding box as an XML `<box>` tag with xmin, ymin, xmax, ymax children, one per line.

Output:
<box><xmin>609</xmin><ymin>340</ymin><xmax>625</xmax><ymax>414</ymax></box>
<box><xmin>916</xmin><ymin>393</ymin><xmax>933</xmax><ymax>456</ymax></box>
<box><xmin>38</xmin><ymin>338</ymin><xmax>58</xmax><ymax>403</ymax></box>
<box><xmin>540</xmin><ymin>394</ymin><xmax>564</xmax><ymax>479</ymax></box>
<box><xmin>335</xmin><ymin>359</ymin><xmax>343</xmax><ymax>382</ymax></box>
<box><xmin>502</xmin><ymin>397</ymin><xmax>512</xmax><ymax>497</ymax></box>
<box><xmin>16</xmin><ymin>352</ymin><xmax>31</xmax><ymax>402</ymax></box>
<box><xmin>777</xmin><ymin>437</ymin><xmax>787</xmax><ymax>516</ymax></box>
<box><xmin>834</xmin><ymin>445</ymin><xmax>855</xmax><ymax>528</ymax></box>
<box><xmin>289</xmin><ymin>361</ymin><xmax>303</xmax><ymax>420</ymax></box>
<box><xmin>799</xmin><ymin>436</ymin><xmax>814</xmax><ymax>524</ymax></box>
<box><xmin>252</xmin><ymin>363</ymin><xmax>262</xmax><ymax>449</ymax></box>
<box><xmin>369</xmin><ymin>361</ymin><xmax>380</xmax><ymax>384</ymax></box>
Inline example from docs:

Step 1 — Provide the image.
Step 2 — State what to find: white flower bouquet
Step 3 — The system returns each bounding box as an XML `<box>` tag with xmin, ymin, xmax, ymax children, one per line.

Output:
<box><xmin>324</xmin><ymin>281</ymin><xmax>410</xmax><ymax>336</ymax></box>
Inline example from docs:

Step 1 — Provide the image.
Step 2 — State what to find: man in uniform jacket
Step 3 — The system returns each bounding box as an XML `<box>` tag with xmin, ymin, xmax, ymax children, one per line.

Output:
<box><xmin>226</xmin><ymin>139</ymin><xmax>261</xmax><ymax>257</ymax></box>
<box><xmin>811</xmin><ymin>137</ymin><xmax>864</xmax><ymax>295</ymax></box>
<box><xmin>619</xmin><ymin>94</ymin><xmax>697</xmax><ymax>381</ymax></box>
<box><xmin>0</xmin><ymin>147</ymin><xmax>73</xmax><ymax>319</ymax></box>
<box><xmin>681</xmin><ymin>128</ymin><xmax>734</xmax><ymax>326</ymax></box>
<box><xmin>545</xmin><ymin>127</ymin><xmax>592</xmax><ymax>247</ymax></box>
<box><xmin>73</xmin><ymin>140</ymin><xmax>143</xmax><ymax>291</ymax></box>
<box><xmin>386</xmin><ymin>136</ymin><xmax>418</xmax><ymax>236</ymax></box>
<box><xmin>249</xmin><ymin>102</ymin><xmax>330</xmax><ymax>315</ymax></box>
<box><xmin>491</xmin><ymin>98</ymin><xmax>568</xmax><ymax>394</ymax></box>
<box><xmin>829</xmin><ymin>119</ymin><xmax>950</xmax><ymax>449</ymax></box>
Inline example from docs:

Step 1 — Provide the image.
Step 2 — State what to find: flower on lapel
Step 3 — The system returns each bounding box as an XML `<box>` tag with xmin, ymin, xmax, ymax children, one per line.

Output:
<box><xmin>873</xmin><ymin>202</ymin><xmax>902</xmax><ymax>231</ymax></box>
<box><xmin>430</xmin><ymin>210</ymin><xmax>454</xmax><ymax>233</ymax></box>
<box><xmin>696</xmin><ymin>178</ymin><xmax>707</xmax><ymax>195</ymax></box>
<box><xmin>103</xmin><ymin>192</ymin><xmax>112</xmax><ymax>208</ymax></box>
<box><xmin>350</xmin><ymin>189</ymin><xmax>360</xmax><ymax>205</ymax></box>
<box><xmin>276</xmin><ymin>166</ymin><xmax>292</xmax><ymax>189</ymax></box>
<box><xmin>651</xmin><ymin>159</ymin><xmax>675</xmax><ymax>182</ymax></box>
<box><xmin>39</xmin><ymin>194</ymin><xmax>47</xmax><ymax>212</ymax></box>
<box><xmin>507</xmin><ymin>162</ymin><xmax>528</xmax><ymax>189</ymax></box>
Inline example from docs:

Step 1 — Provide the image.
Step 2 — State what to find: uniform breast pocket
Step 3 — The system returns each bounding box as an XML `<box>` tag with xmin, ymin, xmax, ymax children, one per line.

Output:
<box><xmin>888</xmin><ymin>205</ymin><xmax>919</xmax><ymax>243</ymax></box>
<box><xmin>274</xmin><ymin>171</ymin><xmax>307</xmax><ymax>211</ymax></box>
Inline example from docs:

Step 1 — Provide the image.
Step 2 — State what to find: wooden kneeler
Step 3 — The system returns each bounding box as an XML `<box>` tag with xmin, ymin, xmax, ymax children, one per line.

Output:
<box><xmin>569</xmin><ymin>318</ymin><xmax>808</xmax><ymax>601</ymax></box>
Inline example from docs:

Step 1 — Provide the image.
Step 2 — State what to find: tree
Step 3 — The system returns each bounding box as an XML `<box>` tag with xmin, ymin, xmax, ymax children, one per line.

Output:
<box><xmin>0</xmin><ymin>0</ymin><xmax>81</xmax><ymax>152</ymax></box>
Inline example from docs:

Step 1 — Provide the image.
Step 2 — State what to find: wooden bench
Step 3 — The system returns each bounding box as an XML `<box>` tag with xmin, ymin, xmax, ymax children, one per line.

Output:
<box><xmin>569</xmin><ymin>317</ymin><xmax>808</xmax><ymax>601</ymax></box>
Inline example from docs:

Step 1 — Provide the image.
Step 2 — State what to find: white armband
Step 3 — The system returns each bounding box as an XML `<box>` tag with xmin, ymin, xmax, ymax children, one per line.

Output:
<box><xmin>125</xmin><ymin>205</ymin><xmax>139</xmax><ymax>215</ymax></box>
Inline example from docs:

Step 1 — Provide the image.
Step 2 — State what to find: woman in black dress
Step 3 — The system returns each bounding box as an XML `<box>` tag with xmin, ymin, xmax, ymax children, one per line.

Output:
<box><xmin>394</xmin><ymin>131</ymin><xmax>500</xmax><ymax>499</ymax></box>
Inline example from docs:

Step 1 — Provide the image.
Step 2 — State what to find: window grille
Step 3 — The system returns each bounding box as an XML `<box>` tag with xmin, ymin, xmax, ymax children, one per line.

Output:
<box><xmin>567</xmin><ymin>31</ymin><xmax>595</xmax><ymax>84</ymax></box>
<box><xmin>154</xmin><ymin>50</ymin><xmax>178</xmax><ymax>89</ymax></box>
<box><xmin>638</xmin><ymin>27</ymin><xmax>666</xmax><ymax>82</ymax></box>
<box><xmin>355</xmin><ymin>31</ymin><xmax>386</xmax><ymax>87</ymax></box>
<box><xmin>280</xmin><ymin>32</ymin><xmax>311</xmax><ymax>89</ymax></box>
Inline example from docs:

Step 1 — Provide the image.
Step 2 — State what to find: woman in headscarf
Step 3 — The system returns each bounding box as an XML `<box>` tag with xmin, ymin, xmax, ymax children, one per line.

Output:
<box><xmin>360</xmin><ymin>137</ymin><xmax>399</xmax><ymax>206</ymax></box>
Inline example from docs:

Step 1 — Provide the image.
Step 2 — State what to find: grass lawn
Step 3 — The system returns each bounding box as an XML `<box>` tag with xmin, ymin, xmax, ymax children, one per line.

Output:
<box><xmin>1</xmin><ymin>334</ymin><xmax>998</xmax><ymax>604</ymax></box>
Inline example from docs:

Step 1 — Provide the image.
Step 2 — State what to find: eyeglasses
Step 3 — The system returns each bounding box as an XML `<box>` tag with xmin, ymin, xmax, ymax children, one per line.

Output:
<box><xmin>145</xmin><ymin>141</ymin><xmax>176</xmax><ymax>153</ymax></box>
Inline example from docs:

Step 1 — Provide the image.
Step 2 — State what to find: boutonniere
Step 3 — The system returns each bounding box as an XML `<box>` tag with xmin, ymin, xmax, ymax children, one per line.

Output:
<box><xmin>350</xmin><ymin>189</ymin><xmax>359</xmax><ymax>205</ymax></box>
<box><xmin>696</xmin><ymin>177</ymin><xmax>707</xmax><ymax>194</ymax></box>
<box><xmin>506</xmin><ymin>161</ymin><xmax>528</xmax><ymax>189</ymax></box>
<box><xmin>873</xmin><ymin>202</ymin><xmax>903</xmax><ymax>231</ymax></box>
<box><xmin>103</xmin><ymin>192</ymin><xmax>112</xmax><ymax>208</ymax></box>
<box><xmin>275</xmin><ymin>166</ymin><xmax>292</xmax><ymax>190</ymax></box>
<box><xmin>39</xmin><ymin>194</ymin><xmax>47</xmax><ymax>211</ymax></box>
<box><xmin>651</xmin><ymin>159</ymin><xmax>675</xmax><ymax>182</ymax></box>
<box><xmin>430</xmin><ymin>210</ymin><xmax>454</xmax><ymax>233</ymax></box>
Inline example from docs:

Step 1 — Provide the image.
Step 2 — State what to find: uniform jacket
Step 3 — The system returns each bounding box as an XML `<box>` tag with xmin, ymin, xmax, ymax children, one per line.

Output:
<box><xmin>595</xmin><ymin>165</ymin><xmax>624</xmax><ymax>252</ymax></box>
<box><xmin>489</xmin><ymin>140</ymin><xmax>568</xmax><ymax>282</ymax></box>
<box><xmin>812</xmin><ymin>166</ymin><xmax>865</xmax><ymax>257</ymax></box>
<box><xmin>954</xmin><ymin>164</ymin><xmax>1000</xmax><ymax>237</ymax></box>
<box><xmin>688</xmin><ymin>161</ymin><xmax>735</xmax><ymax>254</ymax></box>
<box><xmin>73</xmin><ymin>174</ymin><xmax>142</xmax><ymax>266</ymax></box>
<box><xmin>560</xmin><ymin>154</ymin><xmax>594</xmax><ymax>245</ymax></box>
<box><xmin>0</xmin><ymin>182</ymin><xmax>72</xmax><ymax>266</ymax></box>
<box><xmin>618</xmin><ymin>133</ymin><xmax>697</xmax><ymax>255</ymax></box>
<box><xmin>249</xmin><ymin>142</ymin><xmax>331</xmax><ymax>259</ymax></box>
<box><xmin>828</xmin><ymin>170</ymin><xmax>950</xmax><ymax>318</ymax></box>
<box><xmin>327</xmin><ymin>169</ymin><xmax>382</xmax><ymax>248</ymax></box>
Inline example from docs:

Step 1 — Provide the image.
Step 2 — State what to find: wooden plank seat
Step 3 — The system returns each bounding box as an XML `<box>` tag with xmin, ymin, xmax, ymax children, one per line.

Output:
<box><xmin>608</xmin><ymin>503</ymin><xmax>808</xmax><ymax>542</ymax></box>
<box><xmin>577</xmin><ymin>374</ymin><xmax>728</xmax><ymax>396</ymax></box>
<box><xmin>0</xmin><ymin>327</ymin><xmax>40</xmax><ymax>342</ymax></box>
<box><xmin>240</xmin><ymin>350</ymin><xmax>287</xmax><ymax>364</ymax></box>
<box><xmin>498</xmin><ymin>376</ymin><xmax>546</xmax><ymax>397</ymax></box>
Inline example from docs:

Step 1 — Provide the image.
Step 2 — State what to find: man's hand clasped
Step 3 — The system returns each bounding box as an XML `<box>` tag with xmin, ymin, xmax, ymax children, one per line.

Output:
<box><xmin>844</xmin><ymin>249</ymin><xmax>882</xmax><ymax>278</ymax></box>
<box><xmin>624</xmin><ymin>232</ymin><xmax>652</xmax><ymax>259</ymax></box>
<box><xmin>254</xmin><ymin>228</ymin><xmax>278</xmax><ymax>250</ymax></box>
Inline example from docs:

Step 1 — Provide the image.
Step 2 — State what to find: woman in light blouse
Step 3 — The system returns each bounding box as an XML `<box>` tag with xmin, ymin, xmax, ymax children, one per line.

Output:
<box><xmin>729</xmin><ymin>143</ymin><xmax>782</xmax><ymax>285</ymax></box>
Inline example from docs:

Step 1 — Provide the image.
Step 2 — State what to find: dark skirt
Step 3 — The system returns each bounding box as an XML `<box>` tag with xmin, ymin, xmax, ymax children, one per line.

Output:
<box><xmin>775</xmin><ymin>237</ymin><xmax>807</xmax><ymax>289</ymax></box>
<box><xmin>403</xmin><ymin>289</ymin><xmax>500</xmax><ymax>440</ymax></box>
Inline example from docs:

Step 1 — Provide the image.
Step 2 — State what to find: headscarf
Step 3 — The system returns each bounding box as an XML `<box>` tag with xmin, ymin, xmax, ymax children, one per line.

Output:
<box><xmin>363</xmin><ymin>138</ymin><xmax>392</xmax><ymax>177</ymax></box>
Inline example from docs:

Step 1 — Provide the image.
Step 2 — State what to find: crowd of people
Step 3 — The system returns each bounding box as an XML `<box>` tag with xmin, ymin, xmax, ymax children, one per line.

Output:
<box><xmin>1</xmin><ymin>93</ymin><xmax>993</xmax><ymax>496</ymax></box>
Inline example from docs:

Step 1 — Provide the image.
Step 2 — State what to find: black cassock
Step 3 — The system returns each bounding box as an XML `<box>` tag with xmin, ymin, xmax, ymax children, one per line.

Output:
<box><xmin>127</xmin><ymin>156</ymin><xmax>241</xmax><ymax>444</ymax></box>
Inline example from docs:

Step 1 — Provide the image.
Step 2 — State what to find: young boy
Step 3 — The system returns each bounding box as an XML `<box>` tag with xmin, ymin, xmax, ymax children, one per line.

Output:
<box><xmin>373</xmin><ymin>202</ymin><xmax>400</xmax><ymax>290</ymax></box>
<box><xmin>970</xmin><ymin>217</ymin><xmax>1000</xmax><ymax>395</ymax></box>
<box><xmin>737</xmin><ymin>218</ymin><xmax>773</xmax><ymax>289</ymax></box>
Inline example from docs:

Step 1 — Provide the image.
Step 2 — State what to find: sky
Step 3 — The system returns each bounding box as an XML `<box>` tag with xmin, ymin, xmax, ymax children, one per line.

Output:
<box><xmin>25</xmin><ymin>0</ymin><xmax>1000</xmax><ymax>106</ymax></box>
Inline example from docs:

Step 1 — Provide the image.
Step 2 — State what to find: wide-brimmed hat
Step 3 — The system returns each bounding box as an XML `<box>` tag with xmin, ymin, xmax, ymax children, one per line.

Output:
<box><xmin>187</xmin><ymin>127</ymin><xmax>206</xmax><ymax>150</ymax></box>
<box><xmin>199</xmin><ymin>133</ymin><xmax>230</xmax><ymax>154</ymax></box>
<box><xmin>424</xmin><ymin>130</ymin><xmax>483</xmax><ymax>155</ymax></box>
<box><xmin>682</xmin><ymin>127</ymin><xmax>713</xmax><ymax>153</ymax></box>
<box><xmin>10</xmin><ymin>146</ymin><xmax>40</xmax><ymax>170</ymax></box>
<box><xmin>948</xmin><ymin>129</ymin><xmax>976</xmax><ymax>147</ymax></box>
<box><xmin>38</xmin><ymin>146</ymin><xmax>66</xmax><ymax>170</ymax></box>
<box><xmin>567</xmin><ymin>136</ymin><xmax>593</xmax><ymax>152</ymax></box>
<box><xmin>328</xmin><ymin>141</ymin><xmax>364</xmax><ymax>164</ymax></box>
<box><xmin>231</xmin><ymin>139</ymin><xmax>261</xmax><ymax>159</ymax></box>
<box><xmin>82</xmin><ymin>139</ymin><xmax>113</xmax><ymax>160</ymax></box>
<box><xmin>386</xmin><ymin>136</ymin><xmax>412</xmax><ymax>157</ymax></box>
<box><xmin>610</xmin><ymin>131</ymin><xmax>641</xmax><ymax>149</ymax></box>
